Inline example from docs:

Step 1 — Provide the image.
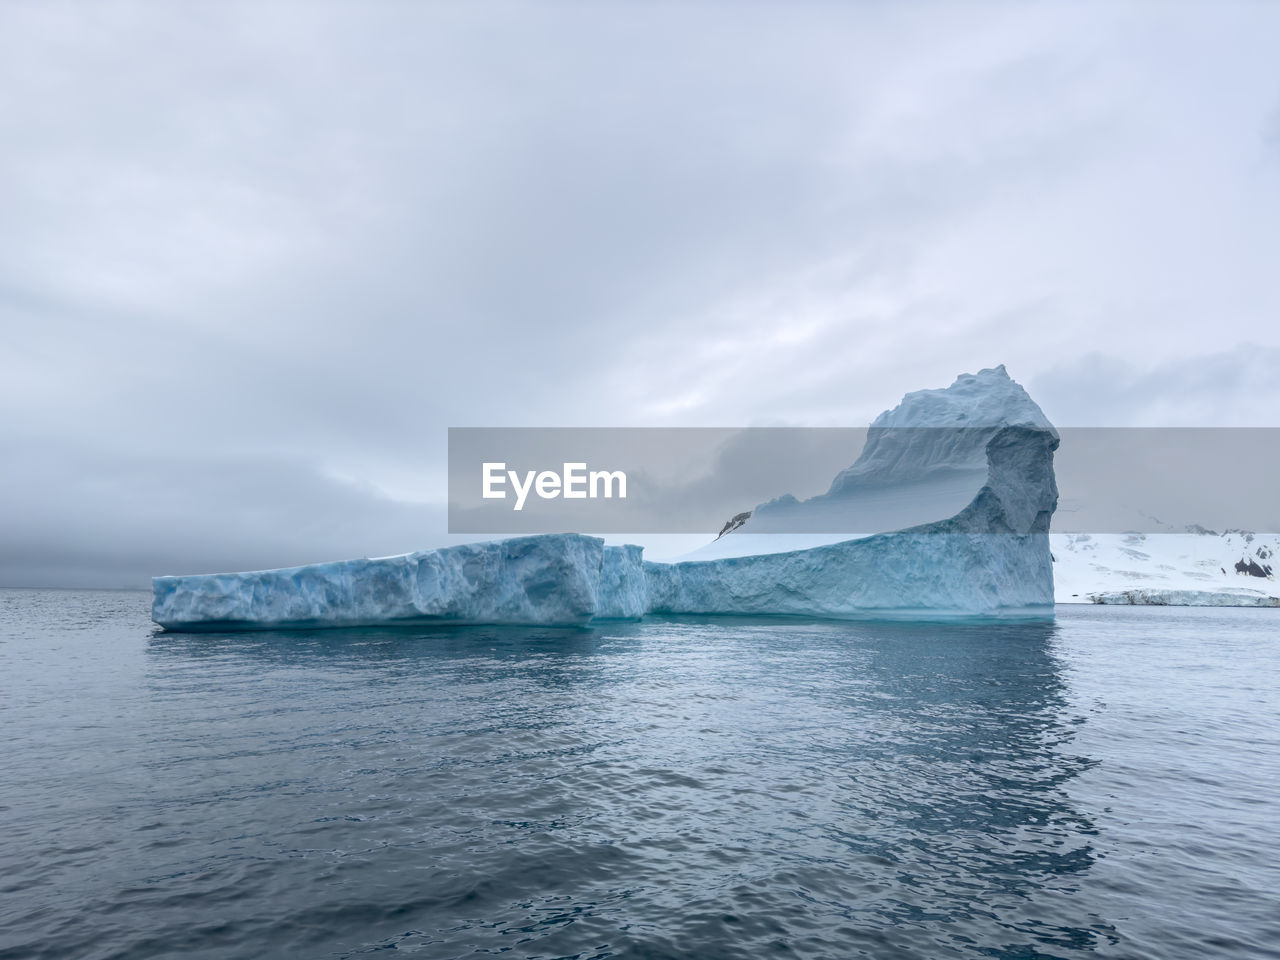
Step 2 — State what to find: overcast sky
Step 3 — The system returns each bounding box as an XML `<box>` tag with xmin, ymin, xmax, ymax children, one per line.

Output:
<box><xmin>3</xmin><ymin>1</ymin><xmax>1279</xmax><ymax>587</ymax></box>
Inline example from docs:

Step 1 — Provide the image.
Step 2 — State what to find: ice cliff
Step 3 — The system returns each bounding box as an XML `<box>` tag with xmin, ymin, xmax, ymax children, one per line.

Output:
<box><xmin>153</xmin><ymin>536</ymin><xmax>647</xmax><ymax>630</ymax></box>
<box><xmin>153</xmin><ymin>365</ymin><xmax>1059</xmax><ymax>630</ymax></box>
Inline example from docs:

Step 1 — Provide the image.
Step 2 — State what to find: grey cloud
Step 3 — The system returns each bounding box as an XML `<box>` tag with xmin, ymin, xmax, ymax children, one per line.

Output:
<box><xmin>0</xmin><ymin>436</ymin><xmax>454</xmax><ymax>588</ymax></box>
<box><xmin>1030</xmin><ymin>345</ymin><xmax>1280</xmax><ymax>428</ymax></box>
<box><xmin>2</xmin><ymin>2</ymin><xmax>1279</xmax><ymax>585</ymax></box>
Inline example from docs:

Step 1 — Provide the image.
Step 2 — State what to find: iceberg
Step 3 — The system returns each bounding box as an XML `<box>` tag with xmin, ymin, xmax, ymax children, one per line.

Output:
<box><xmin>153</xmin><ymin>365</ymin><xmax>1059</xmax><ymax>630</ymax></box>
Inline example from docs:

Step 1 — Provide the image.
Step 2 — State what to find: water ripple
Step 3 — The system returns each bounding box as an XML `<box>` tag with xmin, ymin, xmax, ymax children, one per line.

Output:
<box><xmin>1</xmin><ymin>592</ymin><xmax>1278</xmax><ymax>959</ymax></box>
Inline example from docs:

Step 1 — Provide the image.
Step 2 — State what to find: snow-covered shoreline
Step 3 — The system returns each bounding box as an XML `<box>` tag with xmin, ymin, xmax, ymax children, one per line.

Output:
<box><xmin>1080</xmin><ymin>590</ymin><xmax>1279</xmax><ymax>606</ymax></box>
<box><xmin>1052</xmin><ymin>531</ymin><xmax>1278</xmax><ymax>606</ymax></box>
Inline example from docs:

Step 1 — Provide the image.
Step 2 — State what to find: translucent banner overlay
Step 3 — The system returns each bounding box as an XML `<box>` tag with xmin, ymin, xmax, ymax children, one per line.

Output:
<box><xmin>448</xmin><ymin>427</ymin><xmax>1280</xmax><ymax>535</ymax></box>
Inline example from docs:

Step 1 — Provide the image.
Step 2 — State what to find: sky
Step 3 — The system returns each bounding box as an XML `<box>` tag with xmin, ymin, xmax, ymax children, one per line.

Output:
<box><xmin>2</xmin><ymin>1</ymin><xmax>1279</xmax><ymax>587</ymax></box>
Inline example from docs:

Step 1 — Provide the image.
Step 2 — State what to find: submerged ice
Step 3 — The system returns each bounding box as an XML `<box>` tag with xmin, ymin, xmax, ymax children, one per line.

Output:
<box><xmin>153</xmin><ymin>366</ymin><xmax>1060</xmax><ymax>629</ymax></box>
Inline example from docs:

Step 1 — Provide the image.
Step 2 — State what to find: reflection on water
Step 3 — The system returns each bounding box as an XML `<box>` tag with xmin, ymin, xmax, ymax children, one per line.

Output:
<box><xmin>4</xmin><ymin>593</ymin><xmax>1278</xmax><ymax>959</ymax></box>
<box><xmin>149</xmin><ymin>620</ymin><xmax>629</xmax><ymax>669</ymax></box>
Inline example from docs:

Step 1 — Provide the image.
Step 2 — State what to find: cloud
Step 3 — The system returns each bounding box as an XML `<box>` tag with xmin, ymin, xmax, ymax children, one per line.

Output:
<box><xmin>0</xmin><ymin>435</ymin><xmax>455</xmax><ymax>588</ymax></box>
<box><xmin>1030</xmin><ymin>344</ymin><xmax>1280</xmax><ymax>427</ymax></box>
<box><xmin>1</xmin><ymin>2</ymin><xmax>1279</xmax><ymax>584</ymax></box>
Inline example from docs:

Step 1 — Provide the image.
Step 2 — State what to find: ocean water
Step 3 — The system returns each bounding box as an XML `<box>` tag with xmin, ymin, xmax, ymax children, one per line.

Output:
<box><xmin>1</xmin><ymin>591</ymin><xmax>1278</xmax><ymax>960</ymax></box>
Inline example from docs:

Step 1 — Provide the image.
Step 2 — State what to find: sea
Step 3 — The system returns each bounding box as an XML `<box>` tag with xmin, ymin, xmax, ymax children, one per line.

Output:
<box><xmin>2</xmin><ymin>589</ymin><xmax>1278</xmax><ymax>960</ymax></box>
